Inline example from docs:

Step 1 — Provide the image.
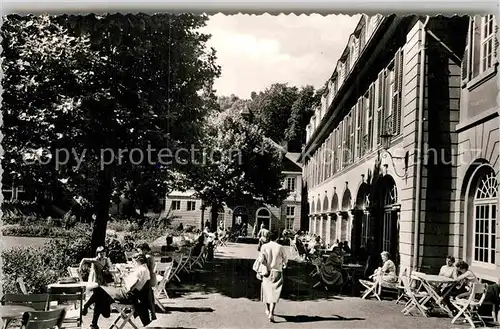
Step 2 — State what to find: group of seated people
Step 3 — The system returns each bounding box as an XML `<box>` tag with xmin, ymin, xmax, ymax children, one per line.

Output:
<box><xmin>78</xmin><ymin>243</ymin><xmax>159</xmax><ymax>329</ymax></box>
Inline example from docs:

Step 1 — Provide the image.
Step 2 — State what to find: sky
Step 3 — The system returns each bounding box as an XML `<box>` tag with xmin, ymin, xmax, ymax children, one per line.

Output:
<box><xmin>202</xmin><ymin>14</ymin><xmax>361</xmax><ymax>99</ymax></box>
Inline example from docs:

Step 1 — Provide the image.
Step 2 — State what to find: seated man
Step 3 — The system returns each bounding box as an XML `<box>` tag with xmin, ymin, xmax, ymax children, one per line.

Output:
<box><xmin>439</xmin><ymin>256</ymin><xmax>457</xmax><ymax>279</ymax></box>
<box><xmin>82</xmin><ymin>253</ymin><xmax>152</xmax><ymax>329</ymax></box>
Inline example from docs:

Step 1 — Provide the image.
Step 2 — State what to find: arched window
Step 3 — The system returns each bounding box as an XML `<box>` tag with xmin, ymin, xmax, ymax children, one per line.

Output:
<box><xmin>472</xmin><ymin>171</ymin><xmax>498</xmax><ymax>265</ymax></box>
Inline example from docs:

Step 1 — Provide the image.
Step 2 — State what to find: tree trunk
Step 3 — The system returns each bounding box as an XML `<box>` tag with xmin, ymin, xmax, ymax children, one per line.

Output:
<box><xmin>91</xmin><ymin>166</ymin><xmax>114</xmax><ymax>254</ymax></box>
<box><xmin>200</xmin><ymin>202</ymin><xmax>206</xmax><ymax>230</ymax></box>
<box><xmin>210</xmin><ymin>203</ymin><xmax>219</xmax><ymax>232</ymax></box>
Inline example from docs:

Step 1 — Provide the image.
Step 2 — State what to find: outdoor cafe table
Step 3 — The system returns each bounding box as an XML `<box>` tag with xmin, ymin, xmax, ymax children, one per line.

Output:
<box><xmin>412</xmin><ymin>272</ymin><xmax>457</xmax><ymax>316</ymax></box>
<box><xmin>0</xmin><ymin>305</ymin><xmax>34</xmax><ymax>329</ymax></box>
<box><xmin>47</xmin><ymin>282</ymin><xmax>98</xmax><ymax>292</ymax></box>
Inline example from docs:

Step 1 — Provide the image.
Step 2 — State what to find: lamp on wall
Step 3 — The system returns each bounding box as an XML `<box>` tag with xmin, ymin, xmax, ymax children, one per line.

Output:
<box><xmin>379</xmin><ymin>133</ymin><xmax>409</xmax><ymax>178</ymax></box>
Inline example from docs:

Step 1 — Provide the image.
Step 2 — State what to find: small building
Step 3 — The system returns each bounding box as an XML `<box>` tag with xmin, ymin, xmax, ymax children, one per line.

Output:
<box><xmin>164</xmin><ymin>153</ymin><xmax>302</xmax><ymax>235</ymax></box>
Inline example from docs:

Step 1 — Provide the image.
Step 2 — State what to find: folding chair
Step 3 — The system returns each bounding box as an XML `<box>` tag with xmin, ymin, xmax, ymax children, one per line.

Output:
<box><xmin>153</xmin><ymin>262</ymin><xmax>174</xmax><ymax>311</ymax></box>
<box><xmin>109</xmin><ymin>304</ymin><xmax>138</xmax><ymax>329</ymax></box>
<box><xmin>359</xmin><ymin>272</ymin><xmax>381</xmax><ymax>301</ymax></box>
<box><xmin>188</xmin><ymin>246</ymin><xmax>206</xmax><ymax>270</ymax></box>
<box><xmin>451</xmin><ymin>283</ymin><xmax>488</xmax><ymax>328</ymax></box>
<box><xmin>109</xmin><ymin>282</ymin><xmax>151</xmax><ymax>329</ymax></box>
<box><xmin>21</xmin><ymin>308</ymin><xmax>66</xmax><ymax>329</ymax></box>
<box><xmin>67</xmin><ymin>267</ymin><xmax>82</xmax><ymax>282</ymax></box>
<box><xmin>400</xmin><ymin>276</ymin><xmax>429</xmax><ymax>317</ymax></box>
<box><xmin>48</xmin><ymin>286</ymin><xmax>85</xmax><ymax>328</ymax></box>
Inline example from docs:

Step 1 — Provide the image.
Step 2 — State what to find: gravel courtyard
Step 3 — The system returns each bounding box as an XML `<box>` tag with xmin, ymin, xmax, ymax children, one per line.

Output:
<box><xmin>83</xmin><ymin>242</ymin><xmax>490</xmax><ymax>329</ymax></box>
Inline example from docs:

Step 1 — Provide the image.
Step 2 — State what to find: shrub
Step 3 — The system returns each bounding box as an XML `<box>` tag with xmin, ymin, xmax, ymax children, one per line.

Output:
<box><xmin>2</xmin><ymin>246</ymin><xmax>61</xmax><ymax>294</ymax></box>
<box><xmin>1</xmin><ymin>228</ymin><xmax>130</xmax><ymax>294</ymax></box>
<box><xmin>2</xmin><ymin>233</ymin><xmax>92</xmax><ymax>294</ymax></box>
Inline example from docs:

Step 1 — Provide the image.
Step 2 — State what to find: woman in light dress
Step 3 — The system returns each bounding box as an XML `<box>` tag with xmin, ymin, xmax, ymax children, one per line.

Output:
<box><xmin>258</xmin><ymin>230</ymin><xmax>288</xmax><ymax>322</ymax></box>
<box><xmin>371</xmin><ymin>251</ymin><xmax>397</xmax><ymax>283</ymax></box>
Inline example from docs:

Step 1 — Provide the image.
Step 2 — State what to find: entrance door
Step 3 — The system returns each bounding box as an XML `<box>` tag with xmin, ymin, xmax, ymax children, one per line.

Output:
<box><xmin>256</xmin><ymin>208</ymin><xmax>271</xmax><ymax>231</ymax></box>
<box><xmin>381</xmin><ymin>184</ymin><xmax>399</xmax><ymax>264</ymax></box>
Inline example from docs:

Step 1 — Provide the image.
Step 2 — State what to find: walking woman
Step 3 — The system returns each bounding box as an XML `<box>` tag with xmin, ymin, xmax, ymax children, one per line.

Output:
<box><xmin>258</xmin><ymin>230</ymin><xmax>288</xmax><ymax>322</ymax></box>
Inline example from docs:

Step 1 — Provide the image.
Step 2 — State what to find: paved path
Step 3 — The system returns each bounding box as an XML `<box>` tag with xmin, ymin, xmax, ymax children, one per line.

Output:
<box><xmin>83</xmin><ymin>242</ymin><xmax>491</xmax><ymax>329</ymax></box>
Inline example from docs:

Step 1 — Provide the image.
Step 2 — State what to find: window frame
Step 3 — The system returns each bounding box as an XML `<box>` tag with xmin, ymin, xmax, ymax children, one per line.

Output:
<box><xmin>171</xmin><ymin>200</ymin><xmax>181</xmax><ymax>211</ymax></box>
<box><xmin>471</xmin><ymin>172</ymin><xmax>498</xmax><ymax>269</ymax></box>
<box><xmin>187</xmin><ymin>200</ymin><xmax>196</xmax><ymax>211</ymax></box>
<box><xmin>480</xmin><ymin>15</ymin><xmax>496</xmax><ymax>73</ymax></box>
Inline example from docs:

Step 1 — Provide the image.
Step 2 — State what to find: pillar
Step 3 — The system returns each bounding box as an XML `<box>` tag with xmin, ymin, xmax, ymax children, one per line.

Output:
<box><xmin>318</xmin><ymin>215</ymin><xmax>323</xmax><ymax>240</ymax></box>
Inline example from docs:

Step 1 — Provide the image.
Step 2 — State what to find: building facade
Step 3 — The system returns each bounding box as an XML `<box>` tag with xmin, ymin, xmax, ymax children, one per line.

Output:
<box><xmin>454</xmin><ymin>14</ymin><xmax>499</xmax><ymax>282</ymax></box>
<box><xmin>300</xmin><ymin>14</ymin><xmax>498</xmax><ymax>277</ymax></box>
<box><xmin>165</xmin><ymin>153</ymin><xmax>303</xmax><ymax>235</ymax></box>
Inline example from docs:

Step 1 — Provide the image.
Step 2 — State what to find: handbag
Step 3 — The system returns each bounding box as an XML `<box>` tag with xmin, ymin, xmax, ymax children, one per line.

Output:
<box><xmin>252</xmin><ymin>256</ymin><xmax>269</xmax><ymax>280</ymax></box>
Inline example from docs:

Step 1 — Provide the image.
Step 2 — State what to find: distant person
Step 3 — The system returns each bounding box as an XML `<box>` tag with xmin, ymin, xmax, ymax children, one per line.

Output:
<box><xmin>136</xmin><ymin>243</ymin><xmax>157</xmax><ymax>321</ymax></box>
<box><xmin>257</xmin><ymin>224</ymin><xmax>269</xmax><ymax>251</ymax></box>
<box><xmin>160</xmin><ymin>236</ymin><xmax>178</xmax><ymax>263</ymax></box>
<box><xmin>259</xmin><ymin>230</ymin><xmax>288</xmax><ymax>322</ymax></box>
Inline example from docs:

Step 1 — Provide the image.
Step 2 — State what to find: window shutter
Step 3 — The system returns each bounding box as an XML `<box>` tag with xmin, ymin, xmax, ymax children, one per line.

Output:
<box><xmin>472</xmin><ymin>15</ymin><xmax>482</xmax><ymax>78</ymax></box>
<box><xmin>377</xmin><ymin>70</ymin><xmax>386</xmax><ymax>144</ymax></box>
<box><xmin>393</xmin><ymin>49</ymin><xmax>403</xmax><ymax>135</ymax></box>
<box><xmin>369</xmin><ymin>83</ymin><xmax>375</xmax><ymax>149</ymax></box>
<box><xmin>358</xmin><ymin>98</ymin><xmax>364</xmax><ymax>156</ymax></box>
<box><xmin>462</xmin><ymin>18</ymin><xmax>471</xmax><ymax>82</ymax></box>
<box><xmin>494</xmin><ymin>20</ymin><xmax>499</xmax><ymax>60</ymax></box>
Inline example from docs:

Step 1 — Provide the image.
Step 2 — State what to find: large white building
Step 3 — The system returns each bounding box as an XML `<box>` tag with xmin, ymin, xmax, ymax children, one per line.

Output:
<box><xmin>299</xmin><ymin>14</ymin><xmax>499</xmax><ymax>280</ymax></box>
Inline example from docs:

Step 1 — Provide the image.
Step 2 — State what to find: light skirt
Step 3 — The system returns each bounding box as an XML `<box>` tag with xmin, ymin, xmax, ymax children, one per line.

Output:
<box><xmin>261</xmin><ymin>270</ymin><xmax>283</xmax><ymax>303</ymax></box>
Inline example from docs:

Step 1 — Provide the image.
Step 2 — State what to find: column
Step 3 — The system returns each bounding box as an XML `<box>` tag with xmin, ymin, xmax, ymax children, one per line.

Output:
<box><xmin>326</xmin><ymin>214</ymin><xmax>331</xmax><ymax>246</ymax></box>
<box><xmin>338</xmin><ymin>212</ymin><xmax>346</xmax><ymax>241</ymax></box>
<box><xmin>308</xmin><ymin>215</ymin><xmax>312</xmax><ymax>233</ymax></box>
<box><xmin>318</xmin><ymin>215</ymin><xmax>323</xmax><ymax>240</ymax></box>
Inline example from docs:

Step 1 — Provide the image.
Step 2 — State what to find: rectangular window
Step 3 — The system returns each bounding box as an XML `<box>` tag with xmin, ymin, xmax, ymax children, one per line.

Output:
<box><xmin>171</xmin><ymin>200</ymin><xmax>181</xmax><ymax>211</ymax></box>
<box><xmin>187</xmin><ymin>201</ymin><xmax>196</xmax><ymax>211</ymax></box>
<box><xmin>287</xmin><ymin>177</ymin><xmax>296</xmax><ymax>192</ymax></box>
<box><xmin>481</xmin><ymin>15</ymin><xmax>496</xmax><ymax>73</ymax></box>
<box><xmin>368</xmin><ymin>83</ymin><xmax>375</xmax><ymax>150</ymax></box>
<box><xmin>286</xmin><ymin>206</ymin><xmax>295</xmax><ymax>230</ymax></box>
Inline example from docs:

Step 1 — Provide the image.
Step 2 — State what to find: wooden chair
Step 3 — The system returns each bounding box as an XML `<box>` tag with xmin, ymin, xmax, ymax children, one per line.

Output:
<box><xmin>153</xmin><ymin>262</ymin><xmax>174</xmax><ymax>311</ymax></box>
<box><xmin>21</xmin><ymin>308</ymin><xmax>66</xmax><ymax>329</ymax></box>
<box><xmin>110</xmin><ymin>281</ymin><xmax>151</xmax><ymax>329</ymax></box>
<box><xmin>2</xmin><ymin>294</ymin><xmax>50</xmax><ymax>311</ymax></box>
<box><xmin>400</xmin><ymin>275</ymin><xmax>429</xmax><ymax>317</ymax></box>
<box><xmin>451</xmin><ymin>283</ymin><xmax>488</xmax><ymax>328</ymax></box>
<box><xmin>48</xmin><ymin>286</ymin><xmax>85</xmax><ymax>328</ymax></box>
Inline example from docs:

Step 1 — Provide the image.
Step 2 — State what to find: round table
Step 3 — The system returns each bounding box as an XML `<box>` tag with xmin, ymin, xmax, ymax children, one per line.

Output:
<box><xmin>0</xmin><ymin>305</ymin><xmax>34</xmax><ymax>329</ymax></box>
